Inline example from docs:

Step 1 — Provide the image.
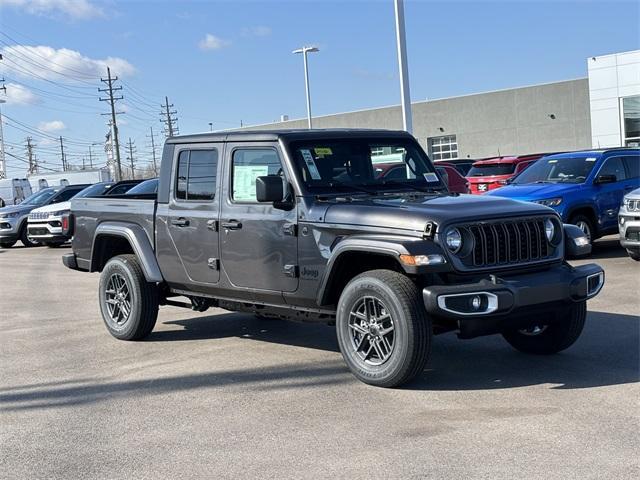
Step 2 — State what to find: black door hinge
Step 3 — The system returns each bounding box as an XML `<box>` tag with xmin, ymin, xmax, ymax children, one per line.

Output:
<box><xmin>283</xmin><ymin>264</ymin><xmax>298</xmax><ymax>278</ymax></box>
<box><xmin>283</xmin><ymin>223</ymin><xmax>297</xmax><ymax>236</ymax></box>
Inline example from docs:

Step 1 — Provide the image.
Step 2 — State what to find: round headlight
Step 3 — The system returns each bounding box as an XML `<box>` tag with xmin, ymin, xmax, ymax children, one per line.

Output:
<box><xmin>544</xmin><ymin>218</ymin><xmax>555</xmax><ymax>243</ymax></box>
<box><xmin>445</xmin><ymin>228</ymin><xmax>462</xmax><ymax>253</ymax></box>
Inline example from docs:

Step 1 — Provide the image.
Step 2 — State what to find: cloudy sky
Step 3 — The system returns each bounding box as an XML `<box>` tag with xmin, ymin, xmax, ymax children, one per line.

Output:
<box><xmin>0</xmin><ymin>0</ymin><xmax>638</xmax><ymax>175</ymax></box>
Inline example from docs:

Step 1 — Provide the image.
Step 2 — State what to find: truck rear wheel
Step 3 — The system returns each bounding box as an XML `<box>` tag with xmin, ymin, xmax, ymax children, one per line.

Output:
<box><xmin>99</xmin><ymin>254</ymin><xmax>159</xmax><ymax>340</ymax></box>
<box><xmin>336</xmin><ymin>269</ymin><xmax>431</xmax><ymax>388</ymax></box>
<box><xmin>502</xmin><ymin>301</ymin><xmax>586</xmax><ymax>354</ymax></box>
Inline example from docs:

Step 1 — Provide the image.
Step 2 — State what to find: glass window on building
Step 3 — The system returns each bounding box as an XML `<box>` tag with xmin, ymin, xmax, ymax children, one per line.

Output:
<box><xmin>623</xmin><ymin>96</ymin><xmax>640</xmax><ymax>147</ymax></box>
<box><xmin>428</xmin><ymin>135</ymin><xmax>458</xmax><ymax>160</ymax></box>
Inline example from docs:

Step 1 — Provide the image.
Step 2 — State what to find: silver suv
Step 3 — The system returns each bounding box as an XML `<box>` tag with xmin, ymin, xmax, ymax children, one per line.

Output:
<box><xmin>619</xmin><ymin>187</ymin><xmax>640</xmax><ymax>261</ymax></box>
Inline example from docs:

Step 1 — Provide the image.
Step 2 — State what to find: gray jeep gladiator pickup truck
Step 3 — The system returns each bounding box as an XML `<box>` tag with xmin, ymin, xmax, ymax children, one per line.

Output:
<box><xmin>63</xmin><ymin>129</ymin><xmax>604</xmax><ymax>387</ymax></box>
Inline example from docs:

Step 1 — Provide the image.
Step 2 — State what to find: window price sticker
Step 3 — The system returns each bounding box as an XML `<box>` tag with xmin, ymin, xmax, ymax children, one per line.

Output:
<box><xmin>423</xmin><ymin>172</ymin><xmax>440</xmax><ymax>183</ymax></box>
<box><xmin>301</xmin><ymin>149</ymin><xmax>322</xmax><ymax>179</ymax></box>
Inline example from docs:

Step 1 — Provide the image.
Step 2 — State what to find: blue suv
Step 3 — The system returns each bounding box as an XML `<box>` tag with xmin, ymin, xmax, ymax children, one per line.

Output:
<box><xmin>486</xmin><ymin>148</ymin><xmax>640</xmax><ymax>244</ymax></box>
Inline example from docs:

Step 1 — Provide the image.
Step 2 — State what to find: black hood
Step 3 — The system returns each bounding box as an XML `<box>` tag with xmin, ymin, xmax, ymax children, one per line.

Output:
<box><xmin>323</xmin><ymin>193</ymin><xmax>553</xmax><ymax>233</ymax></box>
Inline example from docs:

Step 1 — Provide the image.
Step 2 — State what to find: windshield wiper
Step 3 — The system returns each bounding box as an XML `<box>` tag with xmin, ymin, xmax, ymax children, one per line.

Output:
<box><xmin>313</xmin><ymin>181</ymin><xmax>381</xmax><ymax>196</ymax></box>
<box><xmin>381</xmin><ymin>179</ymin><xmax>444</xmax><ymax>193</ymax></box>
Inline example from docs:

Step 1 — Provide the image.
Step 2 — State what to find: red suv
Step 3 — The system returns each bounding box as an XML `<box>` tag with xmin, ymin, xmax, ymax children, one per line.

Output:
<box><xmin>375</xmin><ymin>163</ymin><xmax>469</xmax><ymax>194</ymax></box>
<box><xmin>466</xmin><ymin>153</ymin><xmax>547</xmax><ymax>194</ymax></box>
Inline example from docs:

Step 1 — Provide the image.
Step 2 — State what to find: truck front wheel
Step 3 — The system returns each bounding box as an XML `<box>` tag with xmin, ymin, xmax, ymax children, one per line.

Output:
<box><xmin>502</xmin><ymin>301</ymin><xmax>586</xmax><ymax>354</ymax></box>
<box><xmin>99</xmin><ymin>254</ymin><xmax>159</xmax><ymax>340</ymax></box>
<box><xmin>336</xmin><ymin>269</ymin><xmax>432</xmax><ymax>388</ymax></box>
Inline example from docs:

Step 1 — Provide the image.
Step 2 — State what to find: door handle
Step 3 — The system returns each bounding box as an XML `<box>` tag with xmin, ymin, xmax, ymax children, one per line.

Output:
<box><xmin>221</xmin><ymin>220</ymin><xmax>242</xmax><ymax>230</ymax></box>
<box><xmin>171</xmin><ymin>217</ymin><xmax>190</xmax><ymax>227</ymax></box>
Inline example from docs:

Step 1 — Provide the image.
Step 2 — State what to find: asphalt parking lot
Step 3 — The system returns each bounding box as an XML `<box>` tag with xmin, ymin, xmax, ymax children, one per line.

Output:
<box><xmin>0</xmin><ymin>239</ymin><xmax>638</xmax><ymax>480</ymax></box>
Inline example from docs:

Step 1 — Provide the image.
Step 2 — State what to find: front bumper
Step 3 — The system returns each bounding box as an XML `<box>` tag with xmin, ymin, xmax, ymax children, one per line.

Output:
<box><xmin>423</xmin><ymin>263</ymin><xmax>604</xmax><ymax>338</ymax></box>
<box><xmin>619</xmin><ymin>211</ymin><xmax>640</xmax><ymax>249</ymax></box>
<box><xmin>27</xmin><ymin>219</ymin><xmax>68</xmax><ymax>242</ymax></box>
<box><xmin>0</xmin><ymin>216</ymin><xmax>22</xmax><ymax>240</ymax></box>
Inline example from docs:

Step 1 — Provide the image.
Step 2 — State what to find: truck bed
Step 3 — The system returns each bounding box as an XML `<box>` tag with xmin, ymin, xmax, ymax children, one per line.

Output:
<box><xmin>70</xmin><ymin>196</ymin><xmax>157</xmax><ymax>264</ymax></box>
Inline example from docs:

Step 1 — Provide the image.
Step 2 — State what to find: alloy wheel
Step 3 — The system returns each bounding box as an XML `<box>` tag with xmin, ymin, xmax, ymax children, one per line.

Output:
<box><xmin>104</xmin><ymin>273</ymin><xmax>132</xmax><ymax>328</ymax></box>
<box><xmin>348</xmin><ymin>296</ymin><xmax>395</xmax><ymax>366</ymax></box>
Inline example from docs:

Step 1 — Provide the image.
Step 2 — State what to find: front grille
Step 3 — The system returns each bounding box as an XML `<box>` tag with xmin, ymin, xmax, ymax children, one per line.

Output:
<box><xmin>627</xmin><ymin>199</ymin><xmax>640</xmax><ymax>212</ymax></box>
<box><xmin>457</xmin><ymin>217</ymin><xmax>555</xmax><ymax>269</ymax></box>
<box><xmin>29</xmin><ymin>212</ymin><xmax>49</xmax><ymax>220</ymax></box>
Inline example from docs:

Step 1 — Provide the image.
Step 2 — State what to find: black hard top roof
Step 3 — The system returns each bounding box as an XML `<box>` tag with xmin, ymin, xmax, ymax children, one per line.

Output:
<box><xmin>166</xmin><ymin>128</ymin><xmax>414</xmax><ymax>144</ymax></box>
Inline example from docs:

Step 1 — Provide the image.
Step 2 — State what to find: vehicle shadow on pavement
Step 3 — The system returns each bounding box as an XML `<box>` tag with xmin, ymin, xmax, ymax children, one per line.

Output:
<box><xmin>152</xmin><ymin>309</ymin><xmax>639</xmax><ymax>391</ymax></box>
<box><xmin>589</xmin><ymin>238</ymin><xmax>629</xmax><ymax>259</ymax></box>
<box><xmin>153</xmin><ymin>313</ymin><xmax>340</xmax><ymax>353</ymax></box>
<box><xmin>0</xmin><ymin>312</ymin><xmax>636</xmax><ymax>411</ymax></box>
<box><xmin>412</xmin><ymin>310</ymin><xmax>639</xmax><ymax>391</ymax></box>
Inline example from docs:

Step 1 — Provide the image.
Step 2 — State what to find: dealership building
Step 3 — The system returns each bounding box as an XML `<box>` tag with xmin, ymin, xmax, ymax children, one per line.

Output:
<box><xmin>242</xmin><ymin>50</ymin><xmax>640</xmax><ymax>160</ymax></box>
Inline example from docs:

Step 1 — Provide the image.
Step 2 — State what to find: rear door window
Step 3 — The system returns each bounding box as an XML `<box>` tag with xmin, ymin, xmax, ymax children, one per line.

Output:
<box><xmin>598</xmin><ymin>157</ymin><xmax>627</xmax><ymax>181</ymax></box>
<box><xmin>175</xmin><ymin>149</ymin><xmax>218</xmax><ymax>201</ymax></box>
<box><xmin>622</xmin><ymin>155</ymin><xmax>639</xmax><ymax>179</ymax></box>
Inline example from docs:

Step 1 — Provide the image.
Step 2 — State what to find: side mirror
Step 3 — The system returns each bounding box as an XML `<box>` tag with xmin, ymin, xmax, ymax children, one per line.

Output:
<box><xmin>595</xmin><ymin>174</ymin><xmax>616</xmax><ymax>185</ymax></box>
<box><xmin>256</xmin><ymin>176</ymin><xmax>284</xmax><ymax>203</ymax></box>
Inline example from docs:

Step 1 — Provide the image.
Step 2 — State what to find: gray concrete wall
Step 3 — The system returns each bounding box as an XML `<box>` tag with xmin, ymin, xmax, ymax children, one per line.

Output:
<box><xmin>240</xmin><ymin>79</ymin><xmax>592</xmax><ymax>158</ymax></box>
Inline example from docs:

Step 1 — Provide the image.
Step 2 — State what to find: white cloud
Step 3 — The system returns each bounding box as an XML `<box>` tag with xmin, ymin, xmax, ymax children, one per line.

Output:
<box><xmin>3</xmin><ymin>83</ymin><xmax>39</xmax><ymax>105</ymax></box>
<box><xmin>198</xmin><ymin>34</ymin><xmax>231</xmax><ymax>51</ymax></box>
<box><xmin>1</xmin><ymin>45</ymin><xmax>136</xmax><ymax>81</ymax></box>
<box><xmin>38</xmin><ymin>120</ymin><xmax>66</xmax><ymax>132</ymax></box>
<box><xmin>0</xmin><ymin>0</ymin><xmax>104</xmax><ymax>20</ymax></box>
<box><xmin>242</xmin><ymin>26</ymin><xmax>271</xmax><ymax>37</ymax></box>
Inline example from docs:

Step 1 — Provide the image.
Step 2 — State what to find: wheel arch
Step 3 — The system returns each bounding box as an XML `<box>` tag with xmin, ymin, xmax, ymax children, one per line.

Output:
<box><xmin>316</xmin><ymin>235</ymin><xmax>445</xmax><ymax>307</ymax></box>
<box><xmin>566</xmin><ymin>204</ymin><xmax>599</xmax><ymax>236</ymax></box>
<box><xmin>90</xmin><ymin>222</ymin><xmax>163</xmax><ymax>282</ymax></box>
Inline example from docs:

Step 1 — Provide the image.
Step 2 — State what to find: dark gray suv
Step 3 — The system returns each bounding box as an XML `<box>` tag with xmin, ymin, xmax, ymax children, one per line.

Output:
<box><xmin>63</xmin><ymin>130</ymin><xmax>604</xmax><ymax>387</ymax></box>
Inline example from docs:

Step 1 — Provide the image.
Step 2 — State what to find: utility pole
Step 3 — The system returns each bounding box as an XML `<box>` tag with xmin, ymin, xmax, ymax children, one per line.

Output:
<box><xmin>127</xmin><ymin>138</ymin><xmax>136</xmax><ymax>180</ymax></box>
<box><xmin>26</xmin><ymin>137</ymin><xmax>37</xmax><ymax>174</ymax></box>
<box><xmin>160</xmin><ymin>96</ymin><xmax>178</xmax><ymax>137</ymax></box>
<box><xmin>59</xmin><ymin>136</ymin><xmax>66</xmax><ymax>171</ymax></box>
<box><xmin>99</xmin><ymin>67</ymin><xmax>124</xmax><ymax>180</ymax></box>
<box><xmin>146</xmin><ymin>126</ymin><xmax>158</xmax><ymax>175</ymax></box>
<box><xmin>394</xmin><ymin>0</ymin><xmax>413</xmax><ymax>133</ymax></box>
<box><xmin>0</xmin><ymin>71</ymin><xmax>6</xmax><ymax>180</ymax></box>
<box><xmin>88</xmin><ymin>145</ymin><xmax>93</xmax><ymax>169</ymax></box>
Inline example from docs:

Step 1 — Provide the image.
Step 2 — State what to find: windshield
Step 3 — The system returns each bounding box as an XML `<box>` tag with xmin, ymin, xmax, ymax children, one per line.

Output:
<box><xmin>75</xmin><ymin>183</ymin><xmax>112</xmax><ymax>198</ymax></box>
<box><xmin>22</xmin><ymin>188</ymin><xmax>57</xmax><ymax>206</ymax></box>
<box><xmin>126</xmin><ymin>179</ymin><xmax>158</xmax><ymax>195</ymax></box>
<box><xmin>289</xmin><ymin>139</ymin><xmax>443</xmax><ymax>194</ymax></box>
<box><xmin>467</xmin><ymin>164</ymin><xmax>516</xmax><ymax>177</ymax></box>
<box><xmin>513</xmin><ymin>156</ymin><xmax>597</xmax><ymax>184</ymax></box>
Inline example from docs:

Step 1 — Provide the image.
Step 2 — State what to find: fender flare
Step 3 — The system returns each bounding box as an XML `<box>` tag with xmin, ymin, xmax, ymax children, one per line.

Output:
<box><xmin>91</xmin><ymin>221</ymin><xmax>163</xmax><ymax>282</ymax></box>
<box><xmin>316</xmin><ymin>235</ymin><xmax>446</xmax><ymax>306</ymax></box>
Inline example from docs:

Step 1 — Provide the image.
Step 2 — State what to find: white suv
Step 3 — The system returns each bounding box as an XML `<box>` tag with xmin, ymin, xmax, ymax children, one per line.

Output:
<box><xmin>27</xmin><ymin>184</ymin><xmax>92</xmax><ymax>247</ymax></box>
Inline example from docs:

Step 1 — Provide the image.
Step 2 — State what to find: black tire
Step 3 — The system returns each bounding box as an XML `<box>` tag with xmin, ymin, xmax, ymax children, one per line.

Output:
<box><xmin>627</xmin><ymin>248</ymin><xmax>640</xmax><ymax>261</ymax></box>
<box><xmin>0</xmin><ymin>240</ymin><xmax>16</xmax><ymax>248</ymax></box>
<box><xmin>502</xmin><ymin>301</ymin><xmax>586</xmax><ymax>354</ymax></box>
<box><xmin>336</xmin><ymin>269</ymin><xmax>431</xmax><ymax>388</ymax></box>
<box><xmin>19</xmin><ymin>224</ymin><xmax>38</xmax><ymax>248</ymax></box>
<box><xmin>569</xmin><ymin>214</ymin><xmax>595</xmax><ymax>245</ymax></box>
<box><xmin>98</xmin><ymin>254</ymin><xmax>159</xmax><ymax>340</ymax></box>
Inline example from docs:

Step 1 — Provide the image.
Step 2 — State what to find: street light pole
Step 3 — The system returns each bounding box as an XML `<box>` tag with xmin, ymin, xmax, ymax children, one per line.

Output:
<box><xmin>293</xmin><ymin>46</ymin><xmax>319</xmax><ymax>129</ymax></box>
<box><xmin>394</xmin><ymin>0</ymin><xmax>413</xmax><ymax>134</ymax></box>
<box><xmin>0</xmin><ymin>99</ymin><xmax>6</xmax><ymax>179</ymax></box>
